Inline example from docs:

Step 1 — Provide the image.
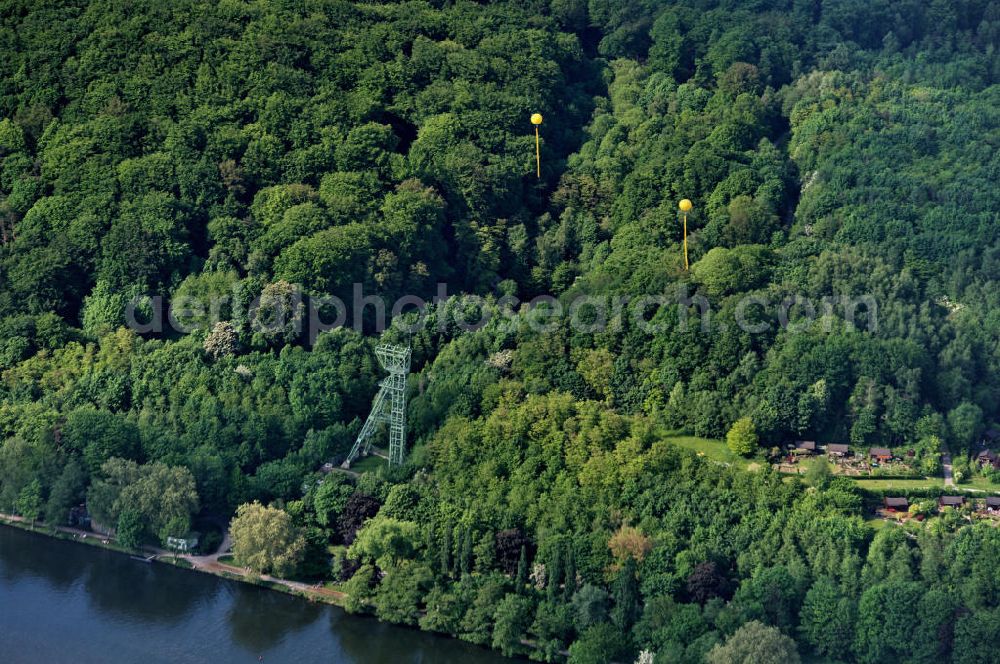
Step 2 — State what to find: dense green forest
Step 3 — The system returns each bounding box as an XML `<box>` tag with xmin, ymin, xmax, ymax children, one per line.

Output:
<box><xmin>1</xmin><ymin>0</ymin><xmax>999</xmax><ymax>661</ymax></box>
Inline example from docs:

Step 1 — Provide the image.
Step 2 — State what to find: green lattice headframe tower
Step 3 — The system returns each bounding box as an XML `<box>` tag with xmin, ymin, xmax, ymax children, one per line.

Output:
<box><xmin>342</xmin><ymin>344</ymin><xmax>411</xmax><ymax>469</ymax></box>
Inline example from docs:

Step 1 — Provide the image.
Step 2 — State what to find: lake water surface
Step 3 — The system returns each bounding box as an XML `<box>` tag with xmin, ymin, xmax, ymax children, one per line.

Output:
<box><xmin>0</xmin><ymin>525</ymin><xmax>510</xmax><ymax>663</ymax></box>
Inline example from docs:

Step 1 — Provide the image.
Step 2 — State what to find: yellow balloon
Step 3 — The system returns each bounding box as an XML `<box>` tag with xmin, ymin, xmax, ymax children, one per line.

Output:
<box><xmin>678</xmin><ymin>199</ymin><xmax>693</xmax><ymax>212</ymax></box>
<box><xmin>530</xmin><ymin>113</ymin><xmax>543</xmax><ymax>125</ymax></box>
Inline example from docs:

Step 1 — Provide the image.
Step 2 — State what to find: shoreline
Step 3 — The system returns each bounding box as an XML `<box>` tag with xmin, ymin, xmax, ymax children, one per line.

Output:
<box><xmin>0</xmin><ymin>515</ymin><xmax>348</xmax><ymax>607</ymax></box>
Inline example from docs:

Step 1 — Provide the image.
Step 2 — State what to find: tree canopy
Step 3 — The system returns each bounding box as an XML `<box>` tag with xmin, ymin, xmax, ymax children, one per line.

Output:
<box><xmin>1</xmin><ymin>0</ymin><xmax>999</xmax><ymax>661</ymax></box>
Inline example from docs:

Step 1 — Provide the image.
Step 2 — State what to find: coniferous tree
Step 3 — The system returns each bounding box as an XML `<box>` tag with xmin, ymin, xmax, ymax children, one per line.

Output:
<box><xmin>440</xmin><ymin>523</ymin><xmax>452</xmax><ymax>579</ymax></box>
<box><xmin>516</xmin><ymin>545</ymin><xmax>529</xmax><ymax>591</ymax></box>
<box><xmin>563</xmin><ymin>544</ymin><xmax>576</xmax><ymax>602</ymax></box>
<box><xmin>460</xmin><ymin>528</ymin><xmax>473</xmax><ymax>577</ymax></box>
<box><xmin>612</xmin><ymin>557</ymin><xmax>639</xmax><ymax>632</ymax></box>
<box><xmin>547</xmin><ymin>546</ymin><xmax>562</xmax><ymax>602</ymax></box>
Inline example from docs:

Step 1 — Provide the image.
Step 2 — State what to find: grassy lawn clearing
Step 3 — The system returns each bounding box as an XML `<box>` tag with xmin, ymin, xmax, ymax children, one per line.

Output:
<box><xmin>965</xmin><ymin>475</ymin><xmax>1000</xmax><ymax>493</ymax></box>
<box><xmin>659</xmin><ymin>434</ymin><xmax>763</xmax><ymax>470</ymax></box>
<box><xmin>350</xmin><ymin>455</ymin><xmax>387</xmax><ymax>474</ymax></box>
<box><xmin>853</xmin><ymin>478</ymin><xmax>944</xmax><ymax>490</ymax></box>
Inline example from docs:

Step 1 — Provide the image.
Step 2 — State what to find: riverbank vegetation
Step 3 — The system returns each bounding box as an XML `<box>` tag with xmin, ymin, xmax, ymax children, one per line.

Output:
<box><xmin>1</xmin><ymin>0</ymin><xmax>999</xmax><ymax>661</ymax></box>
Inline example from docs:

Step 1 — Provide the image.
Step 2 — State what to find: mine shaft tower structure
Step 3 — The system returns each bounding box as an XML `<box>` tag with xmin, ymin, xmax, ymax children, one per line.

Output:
<box><xmin>342</xmin><ymin>344</ymin><xmax>411</xmax><ymax>468</ymax></box>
